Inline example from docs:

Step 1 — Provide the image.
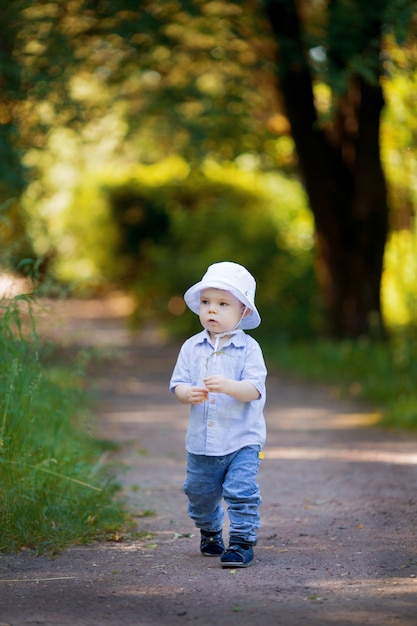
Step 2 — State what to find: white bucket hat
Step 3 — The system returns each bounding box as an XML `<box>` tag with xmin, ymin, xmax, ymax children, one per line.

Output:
<box><xmin>184</xmin><ymin>261</ymin><xmax>261</xmax><ymax>329</ymax></box>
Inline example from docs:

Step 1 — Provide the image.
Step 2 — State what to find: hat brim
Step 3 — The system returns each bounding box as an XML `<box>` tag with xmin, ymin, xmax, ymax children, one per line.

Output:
<box><xmin>184</xmin><ymin>279</ymin><xmax>261</xmax><ymax>330</ymax></box>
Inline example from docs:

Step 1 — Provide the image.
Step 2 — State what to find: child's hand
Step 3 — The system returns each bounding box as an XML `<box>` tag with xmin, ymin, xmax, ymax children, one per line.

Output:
<box><xmin>187</xmin><ymin>386</ymin><xmax>209</xmax><ymax>404</ymax></box>
<box><xmin>174</xmin><ymin>383</ymin><xmax>208</xmax><ymax>405</ymax></box>
<box><xmin>203</xmin><ymin>375</ymin><xmax>229</xmax><ymax>394</ymax></box>
<box><xmin>203</xmin><ymin>376</ymin><xmax>260</xmax><ymax>402</ymax></box>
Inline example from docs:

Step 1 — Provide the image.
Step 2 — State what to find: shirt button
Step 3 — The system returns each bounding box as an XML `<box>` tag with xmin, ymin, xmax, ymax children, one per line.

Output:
<box><xmin>210</xmin><ymin>398</ymin><xmax>216</xmax><ymax>404</ymax></box>
<box><xmin>208</xmin><ymin>421</ymin><xmax>214</xmax><ymax>428</ymax></box>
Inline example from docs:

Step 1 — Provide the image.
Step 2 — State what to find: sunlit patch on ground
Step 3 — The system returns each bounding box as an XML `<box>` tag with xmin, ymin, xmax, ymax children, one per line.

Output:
<box><xmin>276</xmin><ymin>409</ymin><xmax>382</xmax><ymax>431</ymax></box>
<box><xmin>0</xmin><ymin>272</ymin><xmax>33</xmax><ymax>298</ymax></box>
<box><xmin>265</xmin><ymin>446</ymin><xmax>417</xmax><ymax>465</ymax></box>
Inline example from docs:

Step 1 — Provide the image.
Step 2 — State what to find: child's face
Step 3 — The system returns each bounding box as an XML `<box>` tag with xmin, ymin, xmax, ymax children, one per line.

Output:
<box><xmin>199</xmin><ymin>288</ymin><xmax>247</xmax><ymax>336</ymax></box>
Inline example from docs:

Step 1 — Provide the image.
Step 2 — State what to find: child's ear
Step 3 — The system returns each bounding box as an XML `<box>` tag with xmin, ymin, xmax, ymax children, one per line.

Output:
<box><xmin>242</xmin><ymin>306</ymin><xmax>250</xmax><ymax>318</ymax></box>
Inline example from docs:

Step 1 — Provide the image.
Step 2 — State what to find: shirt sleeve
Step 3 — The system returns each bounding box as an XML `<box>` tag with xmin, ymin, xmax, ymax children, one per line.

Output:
<box><xmin>169</xmin><ymin>339</ymin><xmax>192</xmax><ymax>393</ymax></box>
<box><xmin>241</xmin><ymin>337</ymin><xmax>267</xmax><ymax>399</ymax></box>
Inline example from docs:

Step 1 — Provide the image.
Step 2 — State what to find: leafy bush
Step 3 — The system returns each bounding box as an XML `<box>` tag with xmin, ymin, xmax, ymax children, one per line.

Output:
<box><xmin>103</xmin><ymin>165</ymin><xmax>320</xmax><ymax>341</ymax></box>
<box><xmin>0</xmin><ymin>296</ymin><xmax>128</xmax><ymax>553</ymax></box>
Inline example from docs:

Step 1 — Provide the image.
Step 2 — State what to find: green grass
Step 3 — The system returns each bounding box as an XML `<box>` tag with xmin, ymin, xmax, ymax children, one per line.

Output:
<box><xmin>0</xmin><ymin>295</ymin><xmax>130</xmax><ymax>553</ymax></box>
<box><xmin>265</xmin><ymin>330</ymin><xmax>417</xmax><ymax>430</ymax></box>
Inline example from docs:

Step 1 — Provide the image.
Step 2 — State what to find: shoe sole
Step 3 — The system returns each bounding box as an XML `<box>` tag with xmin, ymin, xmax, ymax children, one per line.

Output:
<box><xmin>220</xmin><ymin>560</ymin><xmax>252</xmax><ymax>568</ymax></box>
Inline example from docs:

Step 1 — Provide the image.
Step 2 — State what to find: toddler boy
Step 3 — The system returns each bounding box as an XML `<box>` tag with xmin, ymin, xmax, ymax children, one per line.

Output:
<box><xmin>170</xmin><ymin>262</ymin><xmax>267</xmax><ymax>568</ymax></box>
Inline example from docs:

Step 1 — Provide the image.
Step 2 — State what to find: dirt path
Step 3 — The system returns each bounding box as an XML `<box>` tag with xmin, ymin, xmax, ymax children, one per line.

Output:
<box><xmin>1</xmin><ymin>298</ymin><xmax>417</xmax><ymax>626</ymax></box>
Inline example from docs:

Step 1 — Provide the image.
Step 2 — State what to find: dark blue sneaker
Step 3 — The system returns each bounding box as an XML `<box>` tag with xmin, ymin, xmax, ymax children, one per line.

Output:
<box><xmin>200</xmin><ymin>530</ymin><xmax>225</xmax><ymax>557</ymax></box>
<box><xmin>220</xmin><ymin>543</ymin><xmax>254</xmax><ymax>568</ymax></box>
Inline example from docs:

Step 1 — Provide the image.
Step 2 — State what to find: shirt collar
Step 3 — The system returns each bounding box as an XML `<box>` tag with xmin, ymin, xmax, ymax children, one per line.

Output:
<box><xmin>196</xmin><ymin>328</ymin><xmax>246</xmax><ymax>349</ymax></box>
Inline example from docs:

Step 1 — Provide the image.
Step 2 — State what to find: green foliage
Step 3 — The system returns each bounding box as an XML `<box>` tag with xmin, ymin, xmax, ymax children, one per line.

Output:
<box><xmin>266</xmin><ymin>331</ymin><xmax>417</xmax><ymax>429</ymax></box>
<box><xmin>384</xmin><ymin>0</ymin><xmax>417</xmax><ymax>44</ymax></box>
<box><xmin>382</xmin><ymin>230</ymin><xmax>417</xmax><ymax>327</ymax></box>
<box><xmin>0</xmin><ymin>128</ymin><xmax>25</xmax><ymax>195</ymax></box>
<box><xmin>3</xmin><ymin>0</ymin><xmax>281</xmax><ymax>178</ymax></box>
<box><xmin>326</xmin><ymin>0</ymin><xmax>388</xmax><ymax>90</ymax></box>
<box><xmin>0</xmin><ymin>3</ymin><xmax>26</xmax><ymax>195</ymax></box>
<box><xmin>0</xmin><ymin>296</ymin><xmax>128</xmax><ymax>553</ymax></box>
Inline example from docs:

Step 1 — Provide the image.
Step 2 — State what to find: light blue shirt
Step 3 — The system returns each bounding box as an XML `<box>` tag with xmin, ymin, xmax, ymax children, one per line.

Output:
<box><xmin>170</xmin><ymin>329</ymin><xmax>267</xmax><ymax>456</ymax></box>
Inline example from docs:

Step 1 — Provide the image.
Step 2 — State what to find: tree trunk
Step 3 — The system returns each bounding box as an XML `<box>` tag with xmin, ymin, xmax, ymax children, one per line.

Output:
<box><xmin>265</xmin><ymin>0</ymin><xmax>389</xmax><ymax>338</ymax></box>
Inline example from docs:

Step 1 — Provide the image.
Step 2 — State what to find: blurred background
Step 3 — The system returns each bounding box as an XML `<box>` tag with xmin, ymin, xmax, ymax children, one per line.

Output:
<box><xmin>0</xmin><ymin>0</ymin><xmax>416</xmax><ymax>344</ymax></box>
<box><xmin>4</xmin><ymin>0</ymin><xmax>417</xmax><ymax>552</ymax></box>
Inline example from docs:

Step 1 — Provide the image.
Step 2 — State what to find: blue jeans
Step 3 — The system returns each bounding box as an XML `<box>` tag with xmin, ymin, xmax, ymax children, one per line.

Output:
<box><xmin>183</xmin><ymin>445</ymin><xmax>262</xmax><ymax>545</ymax></box>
